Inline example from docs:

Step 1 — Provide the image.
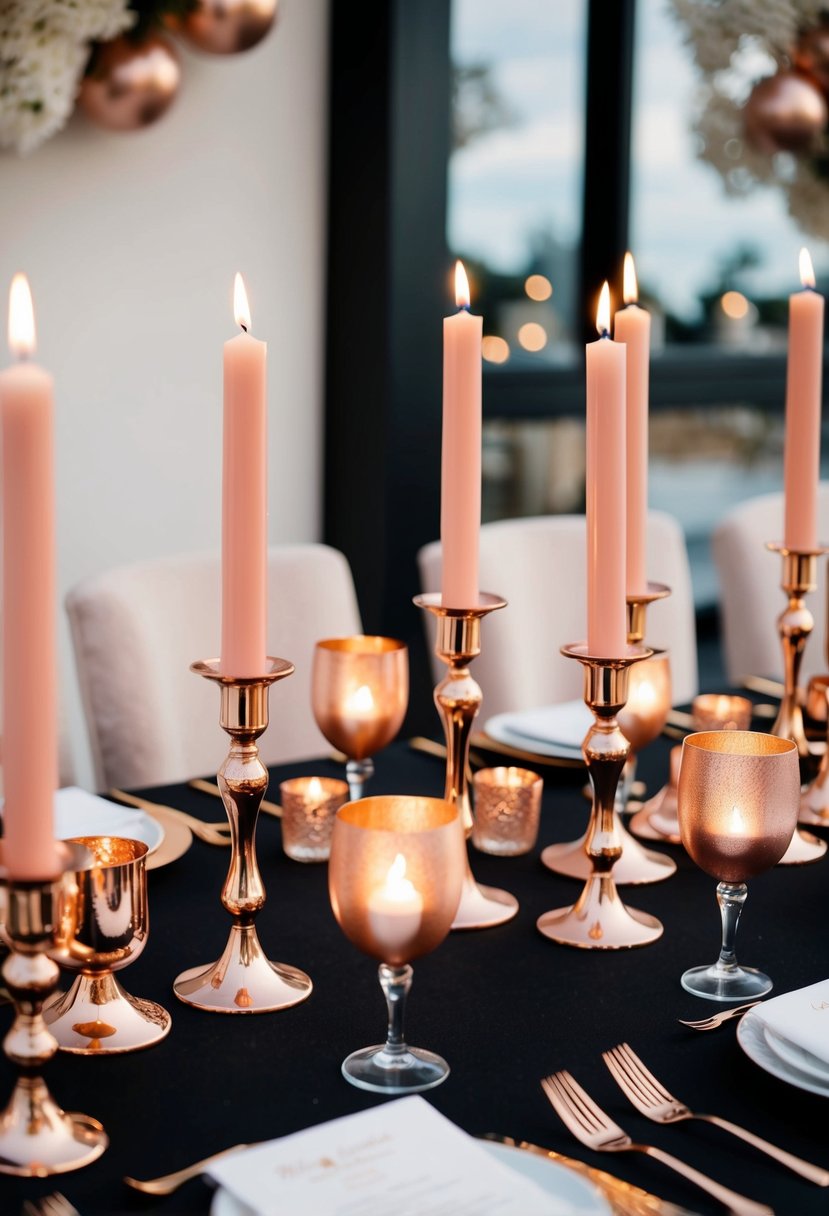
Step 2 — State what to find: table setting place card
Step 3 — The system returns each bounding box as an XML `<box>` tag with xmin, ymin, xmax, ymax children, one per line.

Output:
<box><xmin>208</xmin><ymin>1096</ymin><xmax>571</xmax><ymax>1215</ymax></box>
<box><xmin>754</xmin><ymin>977</ymin><xmax>829</xmax><ymax>1070</ymax></box>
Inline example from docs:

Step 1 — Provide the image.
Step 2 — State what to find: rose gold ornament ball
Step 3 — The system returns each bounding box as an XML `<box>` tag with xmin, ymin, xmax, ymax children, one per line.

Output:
<box><xmin>78</xmin><ymin>35</ymin><xmax>181</xmax><ymax>131</ymax></box>
<box><xmin>743</xmin><ymin>70</ymin><xmax>828</xmax><ymax>154</ymax></box>
<box><xmin>173</xmin><ymin>0</ymin><xmax>278</xmax><ymax>55</ymax></box>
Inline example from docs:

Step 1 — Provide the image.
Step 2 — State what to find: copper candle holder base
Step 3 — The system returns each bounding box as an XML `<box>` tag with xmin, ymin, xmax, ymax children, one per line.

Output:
<box><xmin>0</xmin><ymin>842</ymin><xmax>108</xmax><ymax>1176</ymax></box>
<box><xmin>174</xmin><ymin>659</ymin><xmax>313</xmax><ymax>1013</ymax></box>
<box><xmin>537</xmin><ymin>644</ymin><xmax>664</xmax><ymax>949</ymax></box>
<box><xmin>415</xmin><ymin>592</ymin><xmax>517</xmax><ymax>930</ymax></box>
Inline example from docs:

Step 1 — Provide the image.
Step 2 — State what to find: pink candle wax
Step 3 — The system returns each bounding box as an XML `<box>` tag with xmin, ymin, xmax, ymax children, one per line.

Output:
<box><xmin>0</xmin><ymin>275</ymin><xmax>60</xmax><ymax>879</ymax></box>
<box><xmin>221</xmin><ymin>274</ymin><xmax>268</xmax><ymax>676</ymax></box>
<box><xmin>440</xmin><ymin>261</ymin><xmax>482</xmax><ymax>608</ymax></box>
<box><xmin>586</xmin><ymin>283</ymin><xmax>627</xmax><ymax>657</ymax></box>
<box><xmin>614</xmin><ymin>253</ymin><xmax>650</xmax><ymax>597</ymax></box>
<box><xmin>783</xmin><ymin>249</ymin><xmax>824</xmax><ymax>552</ymax></box>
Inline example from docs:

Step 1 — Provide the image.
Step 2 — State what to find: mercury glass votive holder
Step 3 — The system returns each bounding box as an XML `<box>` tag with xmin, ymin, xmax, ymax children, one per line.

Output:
<box><xmin>471</xmin><ymin>767</ymin><xmax>542</xmax><ymax>856</ymax></box>
<box><xmin>279</xmin><ymin>776</ymin><xmax>349</xmax><ymax>862</ymax></box>
<box><xmin>678</xmin><ymin>730</ymin><xmax>799</xmax><ymax>1001</ymax></box>
<box><xmin>691</xmin><ymin>694</ymin><xmax>753</xmax><ymax>733</ymax></box>
<box><xmin>328</xmin><ymin>795</ymin><xmax>464</xmax><ymax>1094</ymax></box>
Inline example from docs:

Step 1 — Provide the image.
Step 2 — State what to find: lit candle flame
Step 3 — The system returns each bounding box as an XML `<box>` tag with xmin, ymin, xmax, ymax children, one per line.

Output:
<box><xmin>596</xmin><ymin>281</ymin><xmax>611</xmax><ymax>336</ymax></box>
<box><xmin>729</xmin><ymin>804</ymin><xmax>749</xmax><ymax>837</ymax></box>
<box><xmin>455</xmin><ymin>260</ymin><xmax>470</xmax><ymax>309</ymax></box>
<box><xmin>800</xmin><ymin>247</ymin><xmax>816</xmax><ymax>289</ymax></box>
<box><xmin>306</xmin><ymin>776</ymin><xmax>324</xmax><ymax>802</ymax></box>
<box><xmin>383</xmin><ymin>852</ymin><xmax>417</xmax><ymax>900</ymax></box>
<box><xmin>8</xmin><ymin>273</ymin><xmax>35</xmax><ymax>358</ymax></box>
<box><xmin>346</xmin><ymin>684</ymin><xmax>375</xmax><ymax>715</ymax></box>
<box><xmin>623</xmin><ymin>252</ymin><xmax>638</xmax><ymax>305</ymax></box>
<box><xmin>233</xmin><ymin>272</ymin><xmax>251</xmax><ymax>332</ymax></box>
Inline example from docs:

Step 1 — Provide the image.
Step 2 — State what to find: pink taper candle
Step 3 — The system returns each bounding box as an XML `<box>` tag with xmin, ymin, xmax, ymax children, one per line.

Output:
<box><xmin>221</xmin><ymin>273</ymin><xmax>268</xmax><ymax>675</ymax></box>
<box><xmin>614</xmin><ymin>253</ymin><xmax>650</xmax><ymax>596</ymax></box>
<box><xmin>441</xmin><ymin>261</ymin><xmax>482</xmax><ymax>607</ymax></box>
<box><xmin>783</xmin><ymin>248</ymin><xmax>824</xmax><ymax>552</ymax></box>
<box><xmin>0</xmin><ymin>275</ymin><xmax>60</xmax><ymax>878</ymax></box>
<box><xmin>586</xmin><ymin>283</ymin><xmax>627</xmax><ymax>657</ymax></box>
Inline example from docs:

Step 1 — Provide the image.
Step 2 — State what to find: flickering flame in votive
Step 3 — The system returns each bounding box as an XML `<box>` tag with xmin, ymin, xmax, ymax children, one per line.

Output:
<box><xmin>634</xmin><ymin>680</ymin><xmax>657</xmax><ymax>709</ymax></box>
<box><xmin>8</xmin><ymin>273</ymin><xmax>35</xmax><ymax>358</ymax></box>
<box><xmin>596</xmin><ymin>281</ymin><xmax>611</xmax><ymax>336</ymax></box>
<box><xmin>306</xmin><ymin>776</ymin><xmax>324</xmax><ymax>802</ymax></box>
<box><xmin>623</xmin><ymin>252</ymin><xmax>638</xmax><ymax>305</ymax></box>
<box><xmin>382</xmin><ymin>853</ymin><xmax>418</xmax><ymax>902</ymax></box>
<box><xmin>234</xmin><ymin>272</ymin><xmax>251</xmax><ymax>331</ymax></box>
<box><xmin>729</xmin><ymin>804</ymin><xmax>749</xmax><ymax>837</ymax></box>
<box><xmin>346</xmin><ymin>684</ymin><xmax>375</xmax><ymax>715</ymax></box>
<box><xmin>800</xmin><ymin>247</ymin><xmax>816</xmax><ymax>289</ymax></box>
<box><xmin>455</xmin><ymin>260</ymin><xmax>470</xmax><ymax>309</ymax></box>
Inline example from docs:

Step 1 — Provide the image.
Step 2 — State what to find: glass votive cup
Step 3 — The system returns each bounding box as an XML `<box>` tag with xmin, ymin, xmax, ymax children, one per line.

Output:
<box><xmin>471</xmin><ymin>766</ymin><xmax>542</xmax><ymax>856</ymax></box>
<box><xmin>691</xmin><ymin>693</ymin><xmax>752</xmax><ymax>733</ymax></box>
<box><xmin>279</xmin><ymin>776</ymin><xmax>349</xmax><ymax>862</ymax></box>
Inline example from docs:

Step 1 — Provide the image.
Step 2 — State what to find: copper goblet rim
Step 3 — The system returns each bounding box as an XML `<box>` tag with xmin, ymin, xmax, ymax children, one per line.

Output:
<box><xmin>683</xmin><ymin>729</ymin><xmax>796</xmax><ymax>758</ymax></box>
<box><xmin>336</xmin><ymin>794</ymin><xmax>457</xmax><ymax>833</ymax></box>
<box><xmin>69</xmin><ymin>836</ymin><xmax>148</xmax><ymax>866</ymax></box>
<box><xmin>315</xmin><ymin>635</ymin><xmax>407</xmax><ymax>656</ymax></box>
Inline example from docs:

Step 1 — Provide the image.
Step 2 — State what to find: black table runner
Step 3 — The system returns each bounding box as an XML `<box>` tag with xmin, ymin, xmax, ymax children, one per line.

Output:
<box><xmin>4</xmin><ymin>732</ymin><xmax>829</xmax><ymax>1215</ymax></box>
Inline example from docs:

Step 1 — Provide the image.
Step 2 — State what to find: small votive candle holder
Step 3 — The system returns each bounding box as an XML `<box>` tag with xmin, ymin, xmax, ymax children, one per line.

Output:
<box><xmin>279</xmin><ymin>776</ymin><xmax>349</xmax><ymax>862</ymax></box>
<box><xmin>471</xmin><ymin>766</ymin><xmax>543</xmax><ymax>856</ymax></box>
<box><xmin>691</xmin><ymin>694</ymin><xmax>752</xmax><ymax>733</ymax></box>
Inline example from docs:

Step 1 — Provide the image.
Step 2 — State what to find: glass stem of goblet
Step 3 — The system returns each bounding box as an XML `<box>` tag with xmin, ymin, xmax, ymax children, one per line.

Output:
<box><xmin>378</xmin><ymin>962</ymin><xmax>412</xmax><ymax>1058</ymax></box>
<box><xmin>346</xmin><ymin>757</ymin><xmax>374</xmax><ymax>803</ymax></box>
<box><xmin>714</xmin><ymin>880</ymin><xmax>748</xmax><ymax>974</ymax></box>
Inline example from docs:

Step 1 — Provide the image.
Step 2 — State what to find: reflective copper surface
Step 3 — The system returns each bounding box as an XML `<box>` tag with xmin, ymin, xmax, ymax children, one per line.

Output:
<box><xmin>312</xmin><ymin>636</ymin><xmax>408</xmax><ymax>761</ymax></box>
<box><xmin>678</xmin><ymin>731</ymin><xmax>799</xmax><ymax>882</ymax></box>
<box><xmin>619</xmin><ymin>652</ymin><xmax>672</xmax><ymax>753</ymax></box>
<box><xmin>691</xmin><ymin>694</ymin><xmax>753</xmax><ymax>733</ymax></box>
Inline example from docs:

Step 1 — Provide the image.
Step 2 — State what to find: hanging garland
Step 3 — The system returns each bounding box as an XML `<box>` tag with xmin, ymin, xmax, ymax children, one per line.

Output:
<box><xmin>0</xmin><ymin>0</ymin><xmax>278</xmax><ymax>154</ymax></box>
<box><xmin>670</xmin><ymin>0</ymin><xmax>829</xmax><ymax>241</ymax></box>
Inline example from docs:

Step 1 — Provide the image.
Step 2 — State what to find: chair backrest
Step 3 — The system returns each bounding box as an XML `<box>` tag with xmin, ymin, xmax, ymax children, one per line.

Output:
<box><xmin>418</xmin><ymin>511</ymin><xmax>698</xmax><ymax>718</ymax></box>
<box><xmin>712</xmin><ymin>486</ymin><xmax>829</xmax><ymax>685</ymax></box>
<box><xmin>67</xmin><ymin>544</ymin><xmax>362</xmax><ymax>790</ymax></box>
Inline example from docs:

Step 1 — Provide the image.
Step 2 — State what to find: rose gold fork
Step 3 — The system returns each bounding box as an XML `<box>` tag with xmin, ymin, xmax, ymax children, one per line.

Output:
<box><xmin>540</xmin><ymin>1070</ymin><xmax>774</xmax><ymax>1216</ymax></box>
<box><xmin>678</xmin><ymin>1001</ymin><xmax>762</xmax><ymax>1031</ymax></box>
<box><xmin>603</xmin><ymin>1042</ymin><xmax>829</xmax><ymax>1186</ymax></box>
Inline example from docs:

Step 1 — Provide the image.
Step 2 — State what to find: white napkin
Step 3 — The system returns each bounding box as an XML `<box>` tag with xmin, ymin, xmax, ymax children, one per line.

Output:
<box><xmin>54</xmin><ymin>787</ymin><xmax>159</xmax><ymax>849</ymax></box>
<box><xmin>755</xmin><ymin>979</ymin><xmax>829</xmax><ymax>1069</ymax></box>
<box><xmin>209</xmin><ymin>1096</ymin><xmax>566</xmax><ymax>1215</ymax></box>
<box><xmin>498</xmin><ymin>701</ymin><xmax>593</xmax><ymax>750</ymax></box>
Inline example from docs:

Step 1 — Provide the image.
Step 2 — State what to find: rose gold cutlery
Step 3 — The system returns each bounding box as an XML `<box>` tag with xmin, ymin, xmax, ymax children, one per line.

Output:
<box><xmin>541</xmin><ymin>1069</ymin><xmax>773</xmax><ymax>1216</ymax></box>
<box><xmin>603</xmin><ymin>1042</ymin><xmax>829</xmax><ymax>1185</ymax></box>
<box><xmin>108</xmin><ymin>789</ymin><xmax>231</xmax><ymax>846</ymax></box>
<box><xmin>124</xmin><ymin>1143</ymin><xmax>256</xmax><ymax>1195</ymax></box>
<box><xmin>678</xmin><ymin>1001</ymin><xmax>763</xmax><ymax>1031</ymax></box>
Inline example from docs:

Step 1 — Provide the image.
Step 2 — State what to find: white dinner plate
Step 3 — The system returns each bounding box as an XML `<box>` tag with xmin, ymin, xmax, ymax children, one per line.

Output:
<box><xmin>209</xmin><ymin>1138</ymin><xmax>611</xmax><ymax>1216</ymax></box>
<box><xmin>54</xmin><ymin>787</ymin><xmax>165</xmax><ymax>858</ymax></box>
<box><xmin>762</xmin><ymin>1025</ymin><xmax>829</xmax><ymax>1085</ymax></box>
<box><xmin>483</xmin><ymin>711</ymin><xmax>586</xmax><ymax>760</ymax></box>
<box><xmin>737</xmin><ymin>1006</ymin><xmax>829</xmax><ymax>1098</ymax></box>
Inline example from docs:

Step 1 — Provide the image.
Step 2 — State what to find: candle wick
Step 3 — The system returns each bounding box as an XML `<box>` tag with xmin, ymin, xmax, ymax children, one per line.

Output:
<box><xmin>458</xmin><ymin>304</ymin><xmax>470</xmax><ymax>314</ymax></box>
<box><xmin>240</xmin><ymin>323</ymin><xmax>248</xmax><ymax>333</ymax></box>
<box><xmin>599</xmin><ymin>328</ymin><xmax>610</xmax><ymax>339</ymax></box>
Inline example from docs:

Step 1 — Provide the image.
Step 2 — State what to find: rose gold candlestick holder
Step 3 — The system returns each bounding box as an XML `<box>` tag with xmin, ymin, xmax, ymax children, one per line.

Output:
<box><xmin>542</xmin><ymin>583</ymin><xmax>677</xmax><ymax>882</ymax></box>
<box><xmin>173</xmin><ymin>659</ymin><xmax>313</xmax><ymax>1013</ymax></box>
<box><xmin>0</xmin><ymin>841</ymin><xmax>108</xmax><ymax>1176</ymax></box>
<box><xmin>414</xmin><ymin>592</ymin><xmax>518</xmax><ymax>930</ymax></box>
<box><xmin>537</xmin><ymin>643</ymin><xmax>663</xmax><ymax>948</ymax></box>
<box><xmin>765</xmin><ymin>544</ymin><xmax>828</xmax><ymax>864</ymax></box>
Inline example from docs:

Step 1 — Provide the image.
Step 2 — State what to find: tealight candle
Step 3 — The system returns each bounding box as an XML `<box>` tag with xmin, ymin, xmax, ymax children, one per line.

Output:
<box><xmin>367</xmin><ymin>853</ymin><xmax>423</xmax><ymax>957</ymax></box>
<box><xmin>346</xmin><ymin>684</ymin><xmax>376</xmax><ymax>718</ymax></box>
<box><xmin>279</xmin><ymin>775</ymin><xmax>349</xmax><ymax>863</ymax></box>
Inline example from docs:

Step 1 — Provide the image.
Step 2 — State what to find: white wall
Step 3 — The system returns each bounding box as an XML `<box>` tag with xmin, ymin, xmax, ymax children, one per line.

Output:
<box><xmin>0</xmin><ymin>1</ymin><xmax>330</xmax><ymax>788</ymax></box>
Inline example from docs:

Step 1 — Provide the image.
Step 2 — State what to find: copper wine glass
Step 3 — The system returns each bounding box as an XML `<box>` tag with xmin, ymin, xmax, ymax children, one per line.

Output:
<box><xmin>312</xmin><ymin>637</ymin><xmax>408</xmax><ymax>801</ymax></box>
<box><xmin>617</xmin><ymin>650</ymin><xmax>672</xmax><ymax>805</ymax></box>
<box><xmin>677</xmin><ymin>731</ymin><xmax>799</xmax><ymax>1001</ymax></box>
<box><xmin>328</xmin><ymin>795</ymin><xmax>464</xmax><ymax>1093</ymax></box>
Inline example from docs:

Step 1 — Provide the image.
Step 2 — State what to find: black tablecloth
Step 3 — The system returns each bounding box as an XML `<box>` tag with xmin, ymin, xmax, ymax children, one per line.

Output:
<box><xmin>4</xmin><ymin>729</ymin><xmax>829</xmax><ymax>1216</ymax></box>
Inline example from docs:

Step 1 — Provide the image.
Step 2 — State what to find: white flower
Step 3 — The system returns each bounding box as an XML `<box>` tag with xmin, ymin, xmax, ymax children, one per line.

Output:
<box><xmin>0</xmin><ymin>0</ymin><xmax>135</xmax><ymax>154</ymax></box>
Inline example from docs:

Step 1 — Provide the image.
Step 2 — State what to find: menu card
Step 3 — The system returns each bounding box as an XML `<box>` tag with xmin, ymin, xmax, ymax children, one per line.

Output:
<box><xmin>209</xmin><ymin>1096</ymin><xmax>567</xmax><ymax>1215</ymax></box>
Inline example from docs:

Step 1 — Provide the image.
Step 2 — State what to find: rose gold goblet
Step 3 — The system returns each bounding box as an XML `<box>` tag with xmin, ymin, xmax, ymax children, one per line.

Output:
<box><xmin>312</xmin><ymin>637</ymin><xmax>408</xmax><ymax>802</ymax></box>
<box><xmin>691</xmin><ymin>694</ymin><xmax>753</xmax><ymax>732</ymax></box>
<box><xmin>329</xmin><ymin>795</ymin><xmax>464</xmax><ymax>1093</ymax></box>
<box><xmin>677</xmin><ymin>731</ymin><xmax>799</xmax><ymax>1001</ymax></box>
<box><xmin>618</xmin><ymin>650</ymin><xmax>672</xmax><ymax>803</ymax></box>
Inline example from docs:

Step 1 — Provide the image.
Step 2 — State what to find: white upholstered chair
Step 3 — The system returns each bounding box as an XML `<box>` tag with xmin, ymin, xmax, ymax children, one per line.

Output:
<box><xmin>712</xmin><ymin>486</ymin><xmax>829</xmax><ymax>685</ymax></box>
<box><xmin>418</xmin><ymin>510</ymin><xmax>698</xmax><ymax>718</ymax></box>
<box><xmin>67</xmin><ymin>545</ymin><xmax>362</xmax><ymax>790</ymax></box>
